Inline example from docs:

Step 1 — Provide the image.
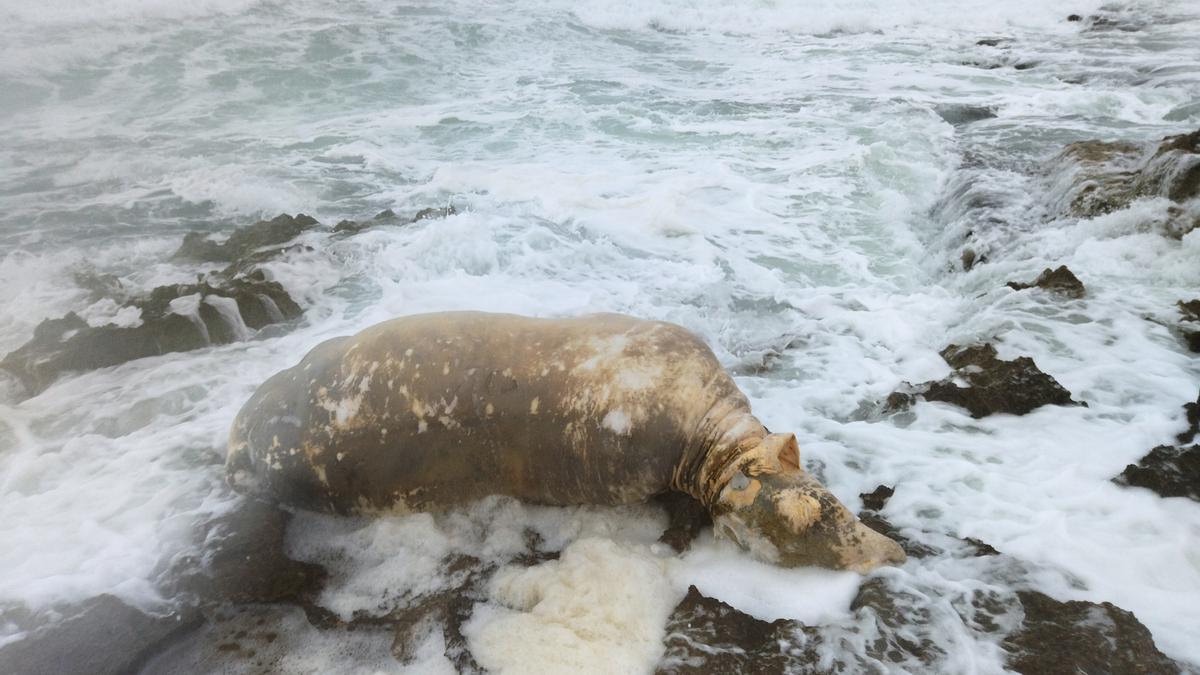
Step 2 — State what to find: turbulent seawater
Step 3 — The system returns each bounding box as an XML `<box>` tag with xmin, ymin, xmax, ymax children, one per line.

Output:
<box><xmin>2</xmin><ymin>0</ymin><xmax>1199</xmax><ymax>672</ymax></box>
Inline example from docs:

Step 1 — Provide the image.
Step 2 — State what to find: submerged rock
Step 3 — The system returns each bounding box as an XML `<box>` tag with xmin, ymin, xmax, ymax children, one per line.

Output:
<box><xmin>1178</xmin><ymin>300</ymin><xmax>1200</xmax><ymax>353</ymax></box>
<box><xmin>1047</xmin><ymin>128</ymin><xmax>1200</xmax><ymax>236</ymax></box>
<box><xmin>173</xmin><ymin>213</ymin><xmax>320</xmax><ymax>263</ymax></box>
<box><xmin>0</xmin><ymin>273</ymin><xmax>301</xmax><ymax>395</ymax></box>
<box><xmin>0</xmin><ymin>595</ymin><xmax>201</xmax><ymax>675</ymax></box>
<box><xmin>935</xmin><ymin>104</ymin><xmax>998</xmax><ymax>127</ymax></box>
<box><xmin>332</xmin><ymin>205</ymin><xmax>457</xmax><ymax>235</ymax></box>
<box><xmin>72</xmin><ymin>267</ymin><xmax>128</xmax><ymax>302</ymax></box>
<box><xmin>1180</xmin><ymin>390</ymin><xmax>1200</xmax><ymax>444</ymax></box>
<box><xmin>169</xmin><ymin>499</ymin><xmax>326</xmax><ymax>607</ymax></box>
<box><xmin>1114</xmin><ymin>445</ymin><xmax>1200</xmax><ymax>502</ymax></box>
<box><xmin>885</xmin><ymin>343</ymin><xmax>1081</xmax><ymax>418</ymax></box>
<box><xmin>1006</xmin><ymin>265</ymin><xmax>1086</xmax><ymax>299</ymax></box>
<box><xmin>136</xmin><ymin>604</ymin><xmax>399</xmax><ymax>675</ymax></box>
<box><xmin>333</xmin><ymin>208</ymin><xmax>403</xmax><ymax>235</ymax></box>
<box><xmin>1002</xmin><ymin>591</ymin><xmax>1179</xmax><ymax>675</ymax></box>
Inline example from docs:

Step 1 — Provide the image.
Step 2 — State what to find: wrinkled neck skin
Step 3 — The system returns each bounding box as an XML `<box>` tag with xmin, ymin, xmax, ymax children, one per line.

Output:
<box><xmin>674</xmin><ymin>403</ymin><xmax>906</xmax><ymax>574</ymax></box>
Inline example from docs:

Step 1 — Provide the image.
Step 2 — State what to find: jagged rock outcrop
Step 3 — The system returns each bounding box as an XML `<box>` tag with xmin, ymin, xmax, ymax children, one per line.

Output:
<box><xmin>1115</xmin><ymin>444</ymin><xmax>1200</xmax><ymax>502</ymax></box>
<box><xmin>1006</xmin><ymin>265</ymin><xmax>1086</xmax><ymax>298</ymax></box>
<box><xmin>1</xmin><ymin>273</ymin><xmax>300</xmax><ymax>395</ymax></box>
<box><xmin>1046</xmin><ymin>128</ymin><xmax>1200</xmax><ymax>236</ymax></box>
<box><xmin>173</xmin><ymin>213</ymin><xmax>320</xmax><ymax>263</ymax></box>
<box><xmin>332</xmin><ymin>205</ymin><xmax>457</xmax><ymax>235</ymax></box>
<box><xmin>884</xmin><ymin>343</ymin><xmax>1081</xmax><ymax>418</ymax></box>
<box><xmin>859</xmin><ymin>484</ymin><xmax>894</xmax><ymax>511</ymax></box>
<box><xmin>1115</xmin><ymin>391</ymin><xmax>1200</xmax><ymax>502</ymax></box>
<box><xmin>1002</xmin><ymin>591</ymin><xmax>1180</xmax><ymax>675</ymax></box>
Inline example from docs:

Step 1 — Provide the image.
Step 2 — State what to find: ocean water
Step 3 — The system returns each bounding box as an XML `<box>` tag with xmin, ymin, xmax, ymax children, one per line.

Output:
<box><xmin>1</xmin><ymin>0</ymin><xmax>1199</xmax><ymax>672</ymax></box>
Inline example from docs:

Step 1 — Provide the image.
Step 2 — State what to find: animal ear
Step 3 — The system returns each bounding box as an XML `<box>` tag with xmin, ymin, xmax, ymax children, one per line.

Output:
<box><xmin>761</xmin><ymin>433</ymin><xmax>801</xmax><ymax>470</ymax></box>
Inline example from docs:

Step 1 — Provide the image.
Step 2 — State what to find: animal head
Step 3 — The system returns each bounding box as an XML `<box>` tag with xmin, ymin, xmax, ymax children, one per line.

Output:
<box><xmin>709</xmin><ymin>433</ymin><xmax>906</xmax><ymax>573</ymax></box>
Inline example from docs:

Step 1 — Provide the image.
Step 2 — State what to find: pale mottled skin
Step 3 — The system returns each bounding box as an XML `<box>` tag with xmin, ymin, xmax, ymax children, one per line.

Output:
<box><xmin>227</xmin><ymin>312</ymin><xmax>904</xmax><ymax>572</ymax></box>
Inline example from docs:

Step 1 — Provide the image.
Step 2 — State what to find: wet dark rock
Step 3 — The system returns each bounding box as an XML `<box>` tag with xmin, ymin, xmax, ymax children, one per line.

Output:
<box><xmin>333</xmin><ymin>208</ymin><xmax>403</xmax><ymax>235</ymax></box>
<box><xmin>1006</xmin><ymin>265</ymin><xmax>1086</xmax><ymax>299</ymax></box>
<box><xmin>72</xmin><ymin>268</ymin><xmax>127</xmax><ymax>302</ymax></box>
<box><xmin>0</xmin><ymin>595</ymin><xmax>201</xmax><ymax>675</ymax></box>
<box><xmin>136</xmin><ymin>604</ymin><xmax>397</xmax><ymax>675</ymax></box>
<box><xmin>654</xmin><ymin>491</ymin><xmax>712</xmax><ymax>553</ymax></box>
<box><xmin>1002</xmin><ymin>591</ymin><xmax>1180</xmax><ymax>674</ymax></box>
<box><xmin>656</xmin><ymin>585</ymin><xmax>820</xmax><ymax>674</ymax></box>
<box><xmin>173</xmin><ymin>213</ymin><xmax>319</xmax><ymax>263</ymax></box>
<box><xmin>976</xmin><ymin>37</ymin><xmax>1005</xmax><ymax>46</ymax></box>
<box><xmin>860</xmin><ymin>484</ymin><xmax>894</xmax><ymax>511</ymax></box>
<box><xmin>169</xmin><ymin>499</ymin><xmax>326</xmax><ymax>607</ymax></box>
<box><xmin>220</xmin><ymin>243</ymin><xmax>315</xmax><ymax>279</ymax></box>
<box><xmin>1067</xmin><ymin>14</ymin><xmax>1082</xmax><ymax>21</ymax></box>
<box><xmin>1114</xmin><ymin>445</ymin><xmax>1200</xmax><ymax>502</ymax></box>
<box><xmin>885</xmin><ymin>343</ymin><xmax>1081</xmax><ymax>418</ymax></box>
<box><xmin>935</xmin><ymin>104</ymin><xmax>998</xmax><ymax>126</ymax></box>
<box><xmin>0</xmin><ymin>274</ymin><xmax>301</xmax><ymax>395</ymax></box>
<box><xmin>333</xmin><ymin>205</ymin><xmax>457</xmax><ymax>235</ymax></box>
<box><xmin>1114</xmin><ymin>392</ymin><xmax>1200</xmax><ymax>501</ymax></box>
<box><xmin>1049</xmin><ymin>129</ymin><xmax>1200</xmax><ymax>234</ymax></box>
<box><xmin>1179</xmin><ymin>300</ymin><xmax>1200</xmax><ymax>353</ymax></box>
<box><xmin>1179</xmin><ymin>390</ymin><xmax>1199</xmax><ymax>444</ymax></box>
<box><xmin>963</xmin><ymin>537</ymin><xmax>1000</xmax><ymax>557</ymax></box>
<box><xmin>414</xmin><ymin>204</ymin><xmax>457</xmax><ymax>222</ymax></box>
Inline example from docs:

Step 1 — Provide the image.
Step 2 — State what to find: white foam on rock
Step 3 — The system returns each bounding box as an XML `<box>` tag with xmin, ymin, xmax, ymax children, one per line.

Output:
<box><xmin>671</xmin><ymin>533</ymin><xmax>862</xmax><ymax>625</ymax></box>
<box><xmin>285</xmin><ymin>498</ymin><xmax>670</xmax><ymax>622</ymax></box>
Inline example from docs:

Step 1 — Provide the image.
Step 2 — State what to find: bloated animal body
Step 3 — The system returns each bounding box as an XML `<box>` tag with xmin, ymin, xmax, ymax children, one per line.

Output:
<box><xmin>228</xmin><ymin>312</ymin><xmax>904</xmax><ymax>572</ymax></box>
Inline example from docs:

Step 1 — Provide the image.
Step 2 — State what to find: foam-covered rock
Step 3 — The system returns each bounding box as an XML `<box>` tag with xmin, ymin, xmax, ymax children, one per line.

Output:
<box><xmin>0</xmin><ymin>273</ymin><xmax>301</xmax><ymax>395</ymax></box>
<box><xmin>656</xmin><ymin>585</ymin><xmax>815</xmax><ymax>674</ymax></box>
<box><xmin>1046</xmin><ymin>128</ymin><xmax>1200</xmax><ymax>236</ymax></box>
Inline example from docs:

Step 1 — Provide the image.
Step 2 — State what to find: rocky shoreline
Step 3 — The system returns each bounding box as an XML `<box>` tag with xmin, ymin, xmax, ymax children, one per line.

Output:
<box><xmin>2</xmin><ymin>123</ymin><xmax>1198</xmax><ymax>672</ymax></box>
